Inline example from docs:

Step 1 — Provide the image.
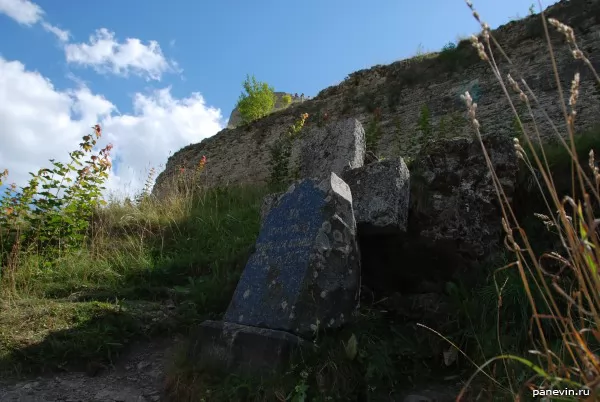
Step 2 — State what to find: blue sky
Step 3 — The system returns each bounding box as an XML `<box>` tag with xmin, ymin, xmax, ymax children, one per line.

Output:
<box><xmin>0</xmin><ymin>0</ymin><xmax>558</xmax><ymax>197</ymax></box>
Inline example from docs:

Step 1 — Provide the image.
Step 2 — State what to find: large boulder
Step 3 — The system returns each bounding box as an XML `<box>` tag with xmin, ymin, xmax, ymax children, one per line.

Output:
<box><xmin>224</xmin><ymin>172</ymin><xmax>361</xmax><ymax>338</ymax></box>
<box><xmin>342</xmin><ymin>157</ymin><xmax>410</xmax><ymax>234</ymax></box>
<box><xmin>410</xmin><ymin>133</ymin><xmax>518</xmax><ymax>260</ymax></box>
<box><xmin>356</xmin><ymin>134</ymin><xmax>517</xmax><ymax>296</ymax></box>
<box><xmin>296</xmin><ymin>118</ymin><xmax>366</xmax><ymax>182</ymax></box>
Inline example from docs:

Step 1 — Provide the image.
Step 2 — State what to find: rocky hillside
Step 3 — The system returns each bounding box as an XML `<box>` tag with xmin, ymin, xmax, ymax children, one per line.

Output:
<box><xmin>153</xmin><ymin>0</ymin><xmax>600</xmax><ymax>196</ymax></box>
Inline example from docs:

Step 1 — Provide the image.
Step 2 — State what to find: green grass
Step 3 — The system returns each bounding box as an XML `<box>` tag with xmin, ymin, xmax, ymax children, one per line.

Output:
<box><xmin>0</xmin><ymin>184</ymin><xmax>268</xmax><ymax>376</ymax></box>
<box><xmin>165</xmin><ymin>306</ymin><xmax>469</xmax><ymax>402</ymax></box>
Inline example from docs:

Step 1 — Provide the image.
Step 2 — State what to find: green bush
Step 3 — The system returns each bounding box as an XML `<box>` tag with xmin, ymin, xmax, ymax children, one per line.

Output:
<box><xmin>441</xmin><ymin>41</ymin><xmax>456</xmax><ymax>52</ymax></box>
<box><xmin>417</xmin><ymin>104</ymin><xmax>432</xmax><ymax>141</ymax></box>
<box><xmin>365</xmin><ymin>117</ymin><xmax>382</xmax><ymax>155</ymax></box>
<box><xmin>1</xmin><ymin>125</ymin><xmax>112</xmax><ymax>268</ymax></box>
<box><xmin>267</xmin><ymin>113</ymin><xmax>309</xmax><ymax>190</ymax></box>
<box><xmin>437</xmin><ymin>41</ymin><xmax>467</xmax><ymax>72</ymax></box>
<box><xmin>281</xmin><ymin>93</ymin><xmax>292</xmax><ymax>107</ymax></box>
<box><xmin>235</xmin><ymin>75</ymin><xmax>276</xmax><ymax>124</ymax></box>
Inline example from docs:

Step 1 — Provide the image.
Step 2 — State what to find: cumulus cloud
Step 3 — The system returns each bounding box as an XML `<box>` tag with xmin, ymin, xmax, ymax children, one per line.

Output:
<box><xmin>0</xmin><ymin>0</ymin><xmax>70</xmax><ymax>42</ymax></box>
<box><xmin>65</xmin><ymin>28</ymin><xmax>179</xmax><ymax>81</ymax></box>
<box><xmin>101</xmin><ymin>88</ymin><xmax>223</xmax><ymax>196</ymax></box>
<box><xmin>1</xmin><ymin>0</ymin><xmax>175</xmax><ymax>78</ymax></box>
<box><xmin>0</xmin><ymin>57</ymin><xmax>223</xmax><ymax>199</ymax></box>
<box><xmin>0</xmin><ymin>0</ymin><xmax>42</xmax><ymax>25</ymax></box>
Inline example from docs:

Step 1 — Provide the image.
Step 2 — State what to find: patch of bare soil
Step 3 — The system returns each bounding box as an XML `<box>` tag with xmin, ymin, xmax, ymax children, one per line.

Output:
<box><xmin>0</xmin><ymin>337</ymin><xmax>180</xmax><ymax>402</ymax></box>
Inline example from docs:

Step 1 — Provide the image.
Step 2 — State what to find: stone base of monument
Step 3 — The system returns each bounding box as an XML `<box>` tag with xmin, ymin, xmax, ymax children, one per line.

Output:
<box><xmin>188</xmin><ymin>320</ymin><xmax>310</xmax><ymax>374</ymax></box>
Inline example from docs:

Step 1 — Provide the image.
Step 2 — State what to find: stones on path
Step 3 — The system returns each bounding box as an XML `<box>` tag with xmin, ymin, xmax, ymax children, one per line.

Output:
<box><xmin>0</xmin><ymin>338</ymin><xmax>174</xmax><ymax>402</ymax></box>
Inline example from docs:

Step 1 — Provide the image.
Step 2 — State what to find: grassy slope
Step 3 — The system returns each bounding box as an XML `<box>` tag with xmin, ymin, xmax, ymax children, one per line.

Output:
<box><xmin>0</xmin><ymin>185</ymin><xmax>266</xmax><ymax>376</ymax></box>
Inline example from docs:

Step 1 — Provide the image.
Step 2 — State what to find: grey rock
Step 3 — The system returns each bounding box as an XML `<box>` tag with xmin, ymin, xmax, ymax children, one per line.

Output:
<box><xmin>411</xmin><ymin>133</ymin><xmax>517</xmax><ymax>259</ymax></box>
<box><xmin>224</xmin><ymin>172</ymin><xmax>361</xmax><ymax>337</ymax></box>
<box><xmin>342</xmin><ymin>157</ymin><xmax>410</xmax><ymax>234</ymax></box>
<box><xmin>188</xmin><ymin>320</ymin><xmax>307</xmax><ymax>374</ymax></box>
<box><xmin>298</xmin><ymin>118</ymin><xmax>366</xmax><ymax>182</ymax></box>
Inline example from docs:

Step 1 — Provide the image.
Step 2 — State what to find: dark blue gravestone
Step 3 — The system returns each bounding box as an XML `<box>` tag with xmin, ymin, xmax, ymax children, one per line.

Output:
<box><xmin>224</xmin><ymin>172</ymin><xmax>361</xmax><ymax>338</ymax></box>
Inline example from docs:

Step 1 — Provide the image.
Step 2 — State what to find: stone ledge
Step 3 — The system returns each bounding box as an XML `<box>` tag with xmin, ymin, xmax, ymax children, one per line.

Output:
<box><xmin>188</xmin><ymin>320</ymin><xmax>310</xmax><ymax>374</ymax></box>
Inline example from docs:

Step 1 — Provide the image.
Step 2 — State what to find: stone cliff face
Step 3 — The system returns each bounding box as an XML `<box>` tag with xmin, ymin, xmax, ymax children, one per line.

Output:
<box><xmin>154</xmin><ymin>0</ymin><xmax>600</xmax><ymax>196</ymax></box>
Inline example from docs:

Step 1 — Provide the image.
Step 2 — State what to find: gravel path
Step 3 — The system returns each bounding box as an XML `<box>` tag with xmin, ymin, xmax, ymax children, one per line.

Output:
<box><xmin>0</xmin><ymin>337</ymin><xmax>179</xmax><ymax>402</ymax></box>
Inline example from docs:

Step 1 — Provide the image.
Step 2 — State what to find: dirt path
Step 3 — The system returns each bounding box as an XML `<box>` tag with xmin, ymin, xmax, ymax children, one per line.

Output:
<box><xmin>0</xmin><ymin>337</ymin><xmax>180</xmax><ymax>402</ymax></box>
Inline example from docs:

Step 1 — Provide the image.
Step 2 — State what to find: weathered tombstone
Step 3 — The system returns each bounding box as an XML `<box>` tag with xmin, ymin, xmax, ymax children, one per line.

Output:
<box><xmin>297</xmin><ymin>118</ymin><xmax>366</xmax><ymax>182</ymax></box>
<box><xmin>342</xmin><ymin>157</ymin><xmax>410</xmax><ymax>234</ymax></box>
<box><xmin>224</xmin><ymin>172</ymin><xmax>361</xmax><ymax>337</ymax></box>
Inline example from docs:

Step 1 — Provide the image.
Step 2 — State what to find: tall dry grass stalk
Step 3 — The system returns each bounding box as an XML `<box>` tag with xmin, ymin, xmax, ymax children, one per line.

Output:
<box><xmin>458</xmin><ymin>0</ymin><xmax>600</xmax><ymax>399</ymax></box>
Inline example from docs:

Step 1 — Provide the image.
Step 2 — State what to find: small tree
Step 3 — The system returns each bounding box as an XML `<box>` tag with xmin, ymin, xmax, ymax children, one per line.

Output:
<box><xmin>281</xmin><ymin>94</ymin><xmax>292</xmax><ymax>107</ymax></box>
<box><xmin>236</xmin><ymin>75</ymin><xmax>276</xmax><ymax>124</ymax></box>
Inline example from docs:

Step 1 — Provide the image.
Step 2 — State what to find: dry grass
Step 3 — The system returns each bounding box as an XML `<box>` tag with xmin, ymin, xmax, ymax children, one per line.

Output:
<box><xmin>451</xmin><ymin>1</ymin><xmax>600</xmax><ymax>399</ymax></box>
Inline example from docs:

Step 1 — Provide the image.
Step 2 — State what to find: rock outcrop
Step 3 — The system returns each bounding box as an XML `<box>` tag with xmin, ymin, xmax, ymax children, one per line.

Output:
<box><xmin>153</xmin><ymin>0</ymin><xmax>600</xmax><ymax>197</ymax></box>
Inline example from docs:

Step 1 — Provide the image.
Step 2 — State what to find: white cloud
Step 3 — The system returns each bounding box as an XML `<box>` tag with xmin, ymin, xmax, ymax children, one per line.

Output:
<box><xmin>0</xmin><ymin>57</ymin><xmax>223</xmax><ymax>199</ymax></box>
<box><xmin>0</xmin><ymin>0</ymin><xmax>70</xmax><ymax>42</ymax></box>
<box><xmin>65</xmin><ymin>28</ymin><xmax>179</xmax><ymax>81</ymax></box>
<box><xmin>1</xmin><ymin>0</ymin><xmax>175</xmax><ymax>79</ymax></box>
<box><xmin>41</xmin><ymin>22</ymin><xmax>69</xmax><ymax>42</ymax></box>
<box><xmin>101</xmin><ymin>88</ymin><xmax>223</xmax><ymax>196</ymax></box>
<box><xmin>0</xmin><ymin>0</ymin><xmax>43</xmax><ymax>25</ymax></box>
